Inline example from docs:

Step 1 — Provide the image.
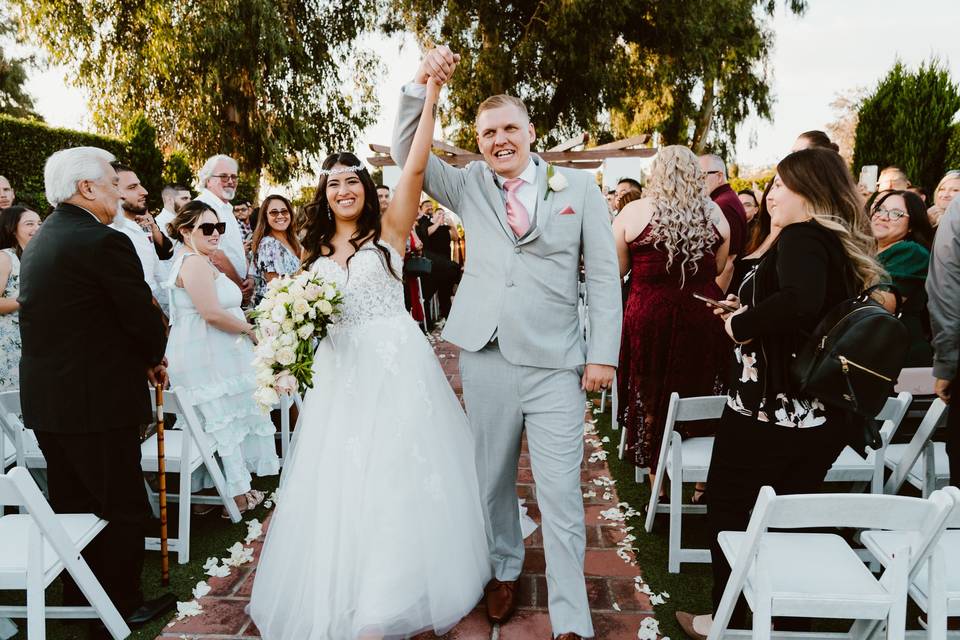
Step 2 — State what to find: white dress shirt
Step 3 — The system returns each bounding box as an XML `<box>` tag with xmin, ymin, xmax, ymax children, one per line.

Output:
<box><xmin>111</xmin><ymin>214</ymin><xmax>162</xmax><ymax>298</ymax></box>
<box><xmin>196</xmin><ymin>189</ymin><xmax>247</xmax><ymax>278</ymax></box>
<box><xmin>403</xmin><ymin>83</ymin><xmax>540</xmax><ymax>226</ymax></box>
<box><xmin>155</xmin><ymin>207</ymin><xmax>176</xmax><ymax>242</ymax></box>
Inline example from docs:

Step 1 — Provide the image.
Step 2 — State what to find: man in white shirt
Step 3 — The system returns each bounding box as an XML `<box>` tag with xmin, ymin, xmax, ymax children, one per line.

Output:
<box><xmin>110</xmin><ymin>163</ymin><xmax>173</xmax><ymax>313</ymax></box>
<box><xmin>0</xmin><ymin>175</ymin><xmax>15</xmax><ymax>208</ymax></box>
<box><xmin>155</xmin><ymin>183</ymin><xmax>191</xmax><ymax>241</ymax></box>
<box><xmin>194</xmin><ymin>154</ymin><xmax>253</xmax><ymax>303</ymax></box>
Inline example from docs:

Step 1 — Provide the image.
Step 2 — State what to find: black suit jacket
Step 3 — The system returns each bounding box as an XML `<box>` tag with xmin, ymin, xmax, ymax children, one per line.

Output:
<box><xmin>18</xmin><ymin>203</ymin><xmax>167</xmax><ymax>433</ymax></box>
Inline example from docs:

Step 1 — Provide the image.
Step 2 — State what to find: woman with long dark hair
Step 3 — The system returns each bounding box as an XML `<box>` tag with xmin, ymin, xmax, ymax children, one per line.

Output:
<box><xmin>250</xmin><ymin>194</ymin><xmax>302</xmax><ymax>305</ymax></box>
<box><xmin>0</xmin><ymin>205</ymin><xmax>40</xmax><ymax>390</ymax></box>
<box><xmin>677</xmin><ymin>148</ymin><xmax>885</xmax><ymax>639</ymax></box>
<box><xmin>250</xmin><ymin>78</ymin><xmax>489</xmax><ymax>639</ymax></box>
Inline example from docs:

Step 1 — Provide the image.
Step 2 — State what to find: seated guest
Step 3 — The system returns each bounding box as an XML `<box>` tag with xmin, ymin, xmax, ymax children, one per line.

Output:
<box><xmin>929</xmin><ymin>170</ymin><xmax>960</xmax><ymax>227</ymax></box>
<box><xmin>0</xmin><ymin>176</ymin><xmax>15</xmax><ymax>208</ymax></box>
<box><xmin>870</xmin><ymin>189</ymin><xmax>935</xmax><ymax>366</ymax></box>
<box><xmin>19</xmin><ymin>146</ymin><xmax>174</xmax><ymax>630</ymax></box>
<box><xmin>251</xmin><ymin>195</ymin><xmax>302</xmax><ymax>305</ymax></box>
<box><xmin>0</xmin><ymin>206</ymin><xmax>40</xmax><ymax>391</ymax></box>
<box><xmin>164</xmin><ymin>200</ymin><xmax>279</xmax><ymax>516</ymax></box>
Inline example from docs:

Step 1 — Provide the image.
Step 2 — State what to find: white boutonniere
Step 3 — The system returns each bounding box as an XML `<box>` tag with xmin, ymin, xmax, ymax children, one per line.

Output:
<box><xmin>545</xmin><ymin>164</ymin><xmax>568</xmax><ymax>200</ymax></box>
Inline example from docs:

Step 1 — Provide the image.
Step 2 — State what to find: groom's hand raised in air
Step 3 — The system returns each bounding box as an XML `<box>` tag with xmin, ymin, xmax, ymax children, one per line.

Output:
<box><xmin>582</xmin><ymin>364</ymin><xmax>616</xmax><ymax>393</ymax></box>
<box><xmin>414</xmin><ymin>45</ymin><xmax>461</xmax><ymax>85</ymax></box>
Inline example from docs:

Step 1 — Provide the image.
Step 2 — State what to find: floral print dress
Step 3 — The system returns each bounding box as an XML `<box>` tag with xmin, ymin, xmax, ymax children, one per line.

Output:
<box><xmin>0</xmin><ymin>248</ymin><xmax>21</xmax><ymax>391</ymax></box>
<box><xmin>254</xmin><ymin>236</ymin><xmax>300</xmax><ymax>305</ymax></box>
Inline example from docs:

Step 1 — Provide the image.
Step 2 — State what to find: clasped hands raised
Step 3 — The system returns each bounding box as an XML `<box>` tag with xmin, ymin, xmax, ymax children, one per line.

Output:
<box><xmin>415</xmin><ymin>45</ymin><xmax>461</xmax><ymax>87</ymax></box>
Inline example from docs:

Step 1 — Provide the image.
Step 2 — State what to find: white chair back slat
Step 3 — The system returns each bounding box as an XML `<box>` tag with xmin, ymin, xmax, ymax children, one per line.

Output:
<box><xmin>673</xmin><ymin>395</ymin><xmax>727</xmax><ymax>422</ymax></box>
<box><xmin>766</xmin><ymin>492</ymin><xmax>948</xmax><ymax>531</ymax></box>
<box><xmin>874</xmin><ymin>392</ymin><xmax>912</xmax><ymax>442</ymax></box>
<box><xmin>884</xmin><ymin>398</ymin><xmax>948</xmax><ymax>495</ymax></box>
<box><xmin>0</xmin><ymin>390</ymin><xmax>21</xmax><ymax>416</ymax></box>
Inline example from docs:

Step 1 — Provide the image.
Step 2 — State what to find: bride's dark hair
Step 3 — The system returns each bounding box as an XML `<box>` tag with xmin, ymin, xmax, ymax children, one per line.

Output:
<box><xmin>301</xmin><ymin>152</ymin><xmax>398</xmax><ymax>280</ymax></box>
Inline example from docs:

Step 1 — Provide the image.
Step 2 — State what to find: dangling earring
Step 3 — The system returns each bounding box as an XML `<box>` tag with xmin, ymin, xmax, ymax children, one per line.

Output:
<box><xmin>325</xmin><ymin>202</ymin><xmax>332</xmax><ymax>221</ymax></box>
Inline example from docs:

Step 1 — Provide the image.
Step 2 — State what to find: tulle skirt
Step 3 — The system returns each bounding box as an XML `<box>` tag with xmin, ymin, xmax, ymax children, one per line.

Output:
<box><xmin>249</xmin><ymin>314</ymin><xmax>490</xmax><ymax>639</ymax></box>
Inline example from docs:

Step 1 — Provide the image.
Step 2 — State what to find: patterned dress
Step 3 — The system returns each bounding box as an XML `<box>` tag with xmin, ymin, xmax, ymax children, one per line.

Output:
<box><xmin>0</xmin><ymin>248</ymin><xmax>21</xmax><ymax>391</ymax></box>
<box><xmin>254</xmin><ymin>236</ymin><xmax>300</xmax><ymax>305</ymax></box>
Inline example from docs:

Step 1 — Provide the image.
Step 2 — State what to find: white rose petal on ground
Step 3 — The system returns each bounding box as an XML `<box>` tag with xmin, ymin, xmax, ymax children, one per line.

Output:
<box><xmin>174</xmin><ymin>600</ymin><xmax>203</xmax><ymax>621</ymax></box>
<box><xmin>192</xmin><ymin>581</ymin><xmax>211</xmax><ymax>600</ymax></box>
<box><xmin>637</xmin><ymin>616</ymin><xmax>660</xmax><ymax>640</ymax></box>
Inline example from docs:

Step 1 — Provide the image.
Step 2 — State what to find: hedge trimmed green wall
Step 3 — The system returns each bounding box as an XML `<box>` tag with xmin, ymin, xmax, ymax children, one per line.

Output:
<box><xmin>0</xmin><ymin>114</ymin><xmax>129</xmax><ymax>213</ymax></box>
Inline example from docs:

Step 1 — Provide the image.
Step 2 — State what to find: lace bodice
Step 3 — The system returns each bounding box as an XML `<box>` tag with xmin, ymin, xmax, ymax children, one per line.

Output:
<box><xmin>309</xmin><ymin>241</ymin><xmax>407</xmax><ymax>330</ymax></box>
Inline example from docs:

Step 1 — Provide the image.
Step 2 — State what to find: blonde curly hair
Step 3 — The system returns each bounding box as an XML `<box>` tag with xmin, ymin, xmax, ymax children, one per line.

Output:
<box><xmin>641</xmin><ymin>145</ymin><xmax>718</xmax><ymax>285</ymax></box>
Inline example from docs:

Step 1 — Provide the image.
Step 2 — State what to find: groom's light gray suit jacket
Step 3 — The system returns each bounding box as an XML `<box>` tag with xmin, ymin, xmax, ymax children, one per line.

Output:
<box><xmin>392</xmin><ymin>93</ymin><xmax>622</xmax><ymax>369</ymax></box>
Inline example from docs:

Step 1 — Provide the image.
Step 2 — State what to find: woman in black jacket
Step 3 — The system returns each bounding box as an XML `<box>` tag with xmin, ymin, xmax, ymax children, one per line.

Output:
<box><xmin>677</xmin><ymin>148</ymin><xmax>886</xmax><ymax>639</ymax></box>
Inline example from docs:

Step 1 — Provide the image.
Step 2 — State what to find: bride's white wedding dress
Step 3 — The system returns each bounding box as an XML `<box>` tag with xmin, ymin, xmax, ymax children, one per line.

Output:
<box><xmin>249</xmin><ymin>241</ymin><xmax>490</xmax><ymax>639</ymax></box>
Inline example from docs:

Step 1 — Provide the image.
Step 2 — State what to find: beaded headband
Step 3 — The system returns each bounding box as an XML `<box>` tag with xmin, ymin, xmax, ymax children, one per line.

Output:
<box><xmin>318</xmin><ymin>164</ymin><xmax>366</xmax><ymax>176</ymax></box>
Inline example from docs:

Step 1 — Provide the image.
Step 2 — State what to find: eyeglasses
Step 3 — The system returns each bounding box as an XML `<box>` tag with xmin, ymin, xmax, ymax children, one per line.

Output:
<box><xmin>871</xmin><ymin>208</ymin><xmax>907</xmax><ymax>221</ymax></box>
<box><xmin>267</xmin><ymin>209</ymin><xmax>290</xmax><ymax>217</ymax></box>
<box><xmin>212</xmin><ymin>174</ymin><xmax>239</xmax><ymax>184</ymax></box>
<box><xmin>195</xmin><ymin>222</ymin><xmax>226</xmax><ymax>236</ymax></box>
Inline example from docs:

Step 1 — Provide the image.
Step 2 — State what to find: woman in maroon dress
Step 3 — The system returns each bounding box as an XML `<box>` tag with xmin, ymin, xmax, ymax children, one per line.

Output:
<box><xmin>612</xmin><ymin>145</ymin><xmax>731</xmax><ymax>484</ymax></box>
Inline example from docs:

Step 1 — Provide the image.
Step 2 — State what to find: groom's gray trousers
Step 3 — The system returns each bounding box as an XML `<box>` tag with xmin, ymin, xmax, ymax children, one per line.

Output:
<box><xmin>460</xmin><ymin>340</ymin><xmax>594</xmax><ymax>638</ymax></box>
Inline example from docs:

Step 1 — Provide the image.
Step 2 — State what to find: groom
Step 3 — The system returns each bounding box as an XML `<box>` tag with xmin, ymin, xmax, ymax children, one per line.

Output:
<box><xmin>392</xmin><ymin>47</ymin><xmax>622</xmax><ymax>639</ymax></box>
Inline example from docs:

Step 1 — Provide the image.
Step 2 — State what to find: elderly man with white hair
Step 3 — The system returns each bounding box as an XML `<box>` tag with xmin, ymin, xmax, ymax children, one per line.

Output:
<box><xmin>18</xmin><ymin>146</ymin><xmax>175</xmax><ymax>635</ymax></box>
<box><xmin>195</xmin><ymin>154</ymin><xmax>254</xmax><ymax>303</ymax></box>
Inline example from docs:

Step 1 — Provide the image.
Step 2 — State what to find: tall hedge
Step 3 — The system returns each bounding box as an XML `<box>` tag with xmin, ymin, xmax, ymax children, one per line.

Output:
<box><xmin>852</xmin><ymin>60</ymin><xmax>960</xmax><ymax>194</ymax></box>
<box><xmin>0</xmin><ymin>114</ymin><xmax>129</xmax><ymax>212</ymax></box>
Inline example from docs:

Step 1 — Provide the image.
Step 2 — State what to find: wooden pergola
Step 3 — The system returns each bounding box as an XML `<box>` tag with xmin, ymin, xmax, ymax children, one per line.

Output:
<box><xmin>367</xmin><ymin>133</ymin><xmax>656</xmax><ymax>170</ymax></box>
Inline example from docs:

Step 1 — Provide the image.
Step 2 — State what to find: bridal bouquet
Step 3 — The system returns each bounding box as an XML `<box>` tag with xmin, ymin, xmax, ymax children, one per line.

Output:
<box><xmin>250</xmin><ymin>273</ymin><xmax>343</xmax><ymax>412</ymax></box>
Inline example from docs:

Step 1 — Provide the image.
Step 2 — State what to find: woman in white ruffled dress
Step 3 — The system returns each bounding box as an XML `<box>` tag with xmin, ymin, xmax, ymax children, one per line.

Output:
<box><xmin>163</xmin><ymin>201</ymin><xmax>279</xmax><ymax>515</ymax></box>
<box><xmin>249</xmin><ymin>78</ymin><xmax>490</xmax><ymax>639</ymax></box>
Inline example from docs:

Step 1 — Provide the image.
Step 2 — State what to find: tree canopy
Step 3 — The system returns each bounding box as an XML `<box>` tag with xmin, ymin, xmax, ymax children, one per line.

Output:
<box><xmin>385</xmin><ymin>0</ymin><xmax>806</xmax><ymax>155</ymax></box>
<box><xmin>853</xmin><ymin>59</ymin><xmax>960</xmax><ymax>194</ymax></box>
<box><xmin>0</xmin><ymin>12</ymin><xmax>39</xmax><ymax>120</ymax></box>
<box><xmin>13</xmin><ymin>0</ymin><xmax>382</xmax><ymax>182</ymax></box>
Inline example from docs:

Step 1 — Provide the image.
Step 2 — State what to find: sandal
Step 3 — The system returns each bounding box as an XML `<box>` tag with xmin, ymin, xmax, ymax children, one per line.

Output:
<box><xmin>691</xmin><ymin>489</ymin><xmax>706</xmax><ymax>505</ymax></box>
<box><xmin>191</xmin><ymin>504</ymin><xmax>218</xmax><ymax>516</ymax></box>
<box><xmin>221</xmin><ymin>490</ymin><xmax>266</xmax><ymax>519</ymax></box>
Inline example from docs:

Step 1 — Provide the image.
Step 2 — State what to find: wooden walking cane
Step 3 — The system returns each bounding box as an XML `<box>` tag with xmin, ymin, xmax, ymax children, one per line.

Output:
<box><xmin>155</xmin><ymin>385</ymin><xmax>170</xmax><ymax>586</ymax></box>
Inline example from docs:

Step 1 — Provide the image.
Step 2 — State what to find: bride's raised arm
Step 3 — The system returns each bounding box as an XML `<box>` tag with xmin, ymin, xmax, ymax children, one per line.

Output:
<box><xmin>382</xmin><ymin>78</ymin><xmax>441</xmax><ymax>251</ymax></box>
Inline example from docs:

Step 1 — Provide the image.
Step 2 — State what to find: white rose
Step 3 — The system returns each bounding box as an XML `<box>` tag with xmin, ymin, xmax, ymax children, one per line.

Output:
<box><xmin>255</xmin><ymin>366</ymin><xmax>275</xmax><ymax>385</ymax></box>
<box><xmin>281</xmin><ymin>319</ymin><xmax>295</xmax><ymax>332</ymax></box>
<box><xmin>293</xmin><ymin>313</ymin><xmax>305</xmax><ymax>323</ymax></box>
<box><xmin>317</xmin><ymin>299</ymin><xmax>334</xmax><ymax>316</ymax></box>
<box><xmin>275</xmin><ymin>346</ymin><xmax>296</xmax><ymax>366</ymax></box>
<box><xmin>274</xmin><ymin>291</ymin><xmax>292</xmax><ymax>306</ymax></box>
<box><xmin>307</xmin><ymin>307</ymin><xmax>316</xmax><ymax>319</ymax></box>
<box><xmin>295</xmin><ymin>273</ymin><xmax>310</xmax><ymax>288</ymax></box>
<box><xmin>548</xmin><ymin>171</ymin><xmax>568</xmax><ymax>192</ymax></box>
<box><xmin>255</xmin><ymin>339</ymin><xmax>276</xmax><ymax>361</ymax></box>
<box><xmin>292</xmin><ymin>298</ymin><xmax>310</xmax><ymax>315</ymax></box>
<box><xmin>304</xmin><ymin>284</ymin><xmax>320</xmax><ymax>301</ymax></box>
<box><xmin>267</xmin><ymin>277</ymin><xmax>284</xmax><ymax>291</ymax></box>
<box><xmin>260</xmin><ymin>320</ymin><xmax>279</xmax><ymax>337</ymax></box>
<box><xmin>254</xmin><ymin>385</ymin><xmax>280</xmax><ymax>408</ymax></box>
<box><xmin>321</xmin><ymin>284</ymin><xmax>336</xmax><ymax>300</ymax></box>
<box><xmin>256</xmin><ymin>297</ymin><xmax>275</xmax><ymax>313</ymax></box>
<box><xmin>288</xmin><ymin>282</ymin><xmax>305</xmax><ymax>298</ymax></box>
<box><xmin>297</xmin><ymin>323</ymin><xmax>315</xmax><ymax>340</ymax></box>
<box><xmin>279</xmin><ymin>332</ymin><xmax>296</xmax><ymax>346</ymax></box>
<box><xmin>270</xmin><ymin>304</ymin><xmax>287</xmax><ymax>323</ymax></box>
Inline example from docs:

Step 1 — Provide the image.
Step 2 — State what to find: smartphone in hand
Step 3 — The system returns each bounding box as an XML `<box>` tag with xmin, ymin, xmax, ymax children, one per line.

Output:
<box><xmin>693</xmin><ymin>292</ymin><xmax>738</xmax><ymax>313</ymax></box>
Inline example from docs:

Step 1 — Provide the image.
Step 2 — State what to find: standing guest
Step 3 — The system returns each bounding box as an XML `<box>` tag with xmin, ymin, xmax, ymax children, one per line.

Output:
<box><xmin>929</xmin><ymin>170</ymin><xmax>960</xmax><ymax>227</ymax></box>
<box><xmin>676</xmin><ymin>148</ymin><xmax>885</xmax><ymax>639</ymax></box>
<box><xmin>233</xmin><ymin>200</ymin><xmax>254</xmax><ymax>253</ymax></box>
<box><xmin>737</xmin><ymin>189</ymin><xmax>759</xmax><ymax>222</ymax></box>
<box><xmin>613</xmin><ymin>145</ymin><xmax>730</xmax><ymax>482</ymax></box>
<box><xmin>878</xmin><ymin>166</ymin><xmax>910</xmax><ymax>192</ymax></box>
<box><xmin>164</xmin><ymin>200</ymin><xmax>279</xmax><ymax>514</ymax></box>
<box><xmin>376</xmin><ymin>184</ymin><xmax>392</xmax><ymax>212</ymax></box>
<box><xmin>155</xmin><ymin>183</ymin><xmax>192</xmax><ymax>242</ymax></box>
<box><xmin>870</xmin><ymin>190</ymin><xmax>934</xmax><ymax>366</ymax></box>
<box><xmin>790</xmin><ymin>129</ymin><xmax>840</xmax><ymax>153</ymax></box>
<box><xmin>908</xmin><ymin>185</ymin><xmax>928</xmax><ymax>204</ymax></box>
<box><xmin>416</xmin><ymin>199</ymin><xmax>461</xmax><ymax>322</ymax></box>
<box><xmin>18</xmin><ymin>146</ymin><xmax>174</xmax><ymax>630</ymax></box>
<box><xmin>0</xmin><ymin>176</ymin><xmax>15</xmax><ymax>208</ymax></box>
<box><xmin>700</xmin><ymin>154</ymin><xmax>747</xmax><ymax>293</ymax></box>
<box><xmin>927</xmin><ymin>196</ymin><xmax>960</xmax><ymax>489</ymax></box>
<box><xmin>0</xmin><ymin>206</ymin><xmax>40</xmax><ymax>390</ymax></box>
<box><xmin>615</xmin><ymin>177</ymin><xmax>642</xmax><ymax>211</ymax></box>
<box><xmin>730</xmin><ymin>183</ymin><xmax>777</xmax><ymax>295</ymax></box>
<box><xmin>195</xmin><ymin>154</ymin><xmax>254</xmax><ymax>303</ymax></box>
<box><xmin>251</xmin><ymin>195</ymin><xmax>302</xmax><ymax>305</ymax></box>
<box><xmin>111</xmin><ymin>163</ymin><xmax>174</xmax><ymax>313</ymax></box>
<box><xmin>605</xmin><ymin>188</ymin><xmax>618</xmax><ymax>215</ymax></box>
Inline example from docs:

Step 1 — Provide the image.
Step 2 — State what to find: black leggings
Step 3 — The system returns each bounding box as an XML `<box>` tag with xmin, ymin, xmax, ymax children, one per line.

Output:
<box><xmin>705</xmin><ymin>407</ymin><xmax>846</xmax><ymax>625</ymax></box>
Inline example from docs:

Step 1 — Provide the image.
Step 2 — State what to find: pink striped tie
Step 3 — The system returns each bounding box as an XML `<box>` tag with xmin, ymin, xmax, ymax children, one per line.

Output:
<box><xmin>503</xmin><ymin>178</ymin><xmax>530</xmax><ymax>238</ymax></box>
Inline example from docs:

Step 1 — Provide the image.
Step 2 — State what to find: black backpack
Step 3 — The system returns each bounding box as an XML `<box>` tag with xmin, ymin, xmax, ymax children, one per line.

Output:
<box><xmin>790</xmin><ymin>284</ymin><xmax>909</xmax><ymax>422</ymax></box>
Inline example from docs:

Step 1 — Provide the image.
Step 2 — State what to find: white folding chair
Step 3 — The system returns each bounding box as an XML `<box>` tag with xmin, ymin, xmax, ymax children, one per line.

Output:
<box><xmin>644</xmin><ymin>393</ymin><xmax>726</xmax><ymax>573</ymax></box>
<box><xmin>709</xmin><ymin>486</ymin><xmax>954</xmax><ymax>640</ymax></box>
<box><xmin>141</xmin><ymin>387</ymin><xmax>241</xmax><ymax>564</ymax></box>
<box><xmin>884</xmin><ymin>398</ymin><xmax>950</xmax><ymax>497</ymax></box>
<box><xmin>610</xmin><ymin>373</ymin><xmax>619</xmax><ymax>431</ymax></box>
<box><xmin>0</xmin><ymin>467</ymin><xmax>131</xmax><ymax>640</ymax></box>
<box><xmin>824</xmin><ymin>392</ymin><xmax>912</xmax><ymax>494</ymax></box>
<box><xmin>0</xmin><ymin>391</ymin><xmax>48</xmax><ymax>493</ymax></box>
<box><xmin>274</xmin><ymin>391</ymin><xmax>303</xmax><ymax>466</ymax></box>
<box><xmin>896</xmin><ymin>368</ymin><xmax>938</xmax><ymax>421</ymax></box>
<box><xmin>2</xmin><ymin>432</ymin><xmax>14</xmax><ymax>472</ymax></box>
<box><xmin>862</xmin><ymin>486</ymin><xmax>960</xmax><ymax>640</ymax></box>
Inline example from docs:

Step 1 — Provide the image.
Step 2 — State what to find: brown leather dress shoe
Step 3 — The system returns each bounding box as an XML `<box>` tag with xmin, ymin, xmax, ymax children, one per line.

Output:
<box><xmin>555</xmin><ymin>634</ymin><xmax>584</xmax><ymax>639</ymax></box>
<box><xmin>676</xmin><ymin>611</ymin><xmax>708</xmax><ymax>640</ymax></box>
<box><xmin>484</xmin><ymin>579</ymin><xmax>517</xmax><ymax>624</ymax></box>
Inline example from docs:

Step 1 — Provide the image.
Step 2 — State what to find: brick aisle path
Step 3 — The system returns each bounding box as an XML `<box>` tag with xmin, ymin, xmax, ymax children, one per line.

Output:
<box><xmin>159</xmin><ymin>337</ymin><xmax>654</xmax><ymax>640</ymax></box>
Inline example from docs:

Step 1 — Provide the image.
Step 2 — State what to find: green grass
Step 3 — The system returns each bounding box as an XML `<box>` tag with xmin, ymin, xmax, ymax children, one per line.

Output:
<box><xmin>2</xmin><ymin>474</ymin><xmax>279</xmax><ymax>639</ymax></box>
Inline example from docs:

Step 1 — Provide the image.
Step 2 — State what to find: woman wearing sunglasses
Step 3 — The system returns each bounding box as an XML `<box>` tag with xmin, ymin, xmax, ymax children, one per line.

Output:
<box><xmin>163</xmin><ymin>200</ymin><xmax>279</xmax><ymax>517</ymax></box>
<box><xmin>870</xmin><ymin>189</ymin><xmax>935</xmax><ymax>366</ymax></box>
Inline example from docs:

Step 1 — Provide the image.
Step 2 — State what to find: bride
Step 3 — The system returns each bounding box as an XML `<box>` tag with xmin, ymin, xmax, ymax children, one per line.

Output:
<box><xmin>248</xmin><ymin>78</ymin><xmax>490</xmax><ymax>638</ymax></box>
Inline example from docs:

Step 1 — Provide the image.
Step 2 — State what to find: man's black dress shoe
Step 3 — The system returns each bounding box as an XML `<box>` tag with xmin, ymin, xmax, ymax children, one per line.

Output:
<box><xmin>125</xmin><ymin>592</ymin><xmax>177</xmax><ymax>628</ymax></box>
